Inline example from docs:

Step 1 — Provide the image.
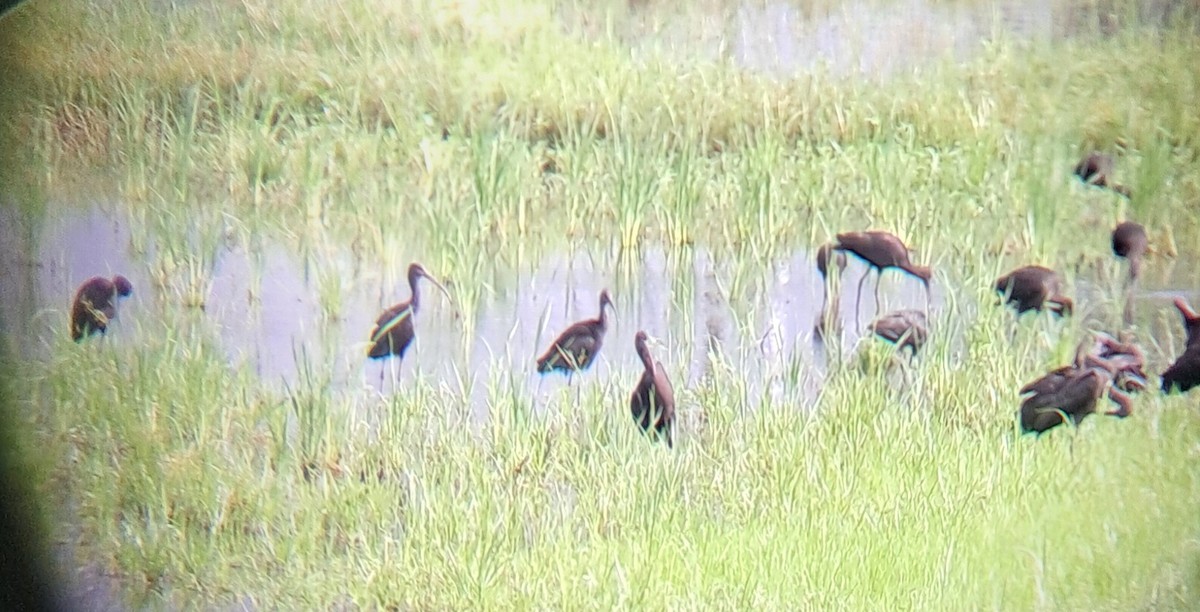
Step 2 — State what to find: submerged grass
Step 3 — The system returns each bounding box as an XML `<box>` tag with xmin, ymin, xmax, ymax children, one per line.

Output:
<box><xmin>4</xmin><ymin>0</ymin><xmax>1200</xmax><ymax>608</ymax></box>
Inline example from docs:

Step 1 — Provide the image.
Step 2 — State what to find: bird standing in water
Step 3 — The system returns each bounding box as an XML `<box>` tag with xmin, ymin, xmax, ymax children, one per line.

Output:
<box><xmin>833</xmin><ymin>231</ymin><xmax>932</xmax><ymax>328</ymax></box>
<box><xmin>536</xmin><ymin>290</ymin><xmax>614</xmax><ymax>376</ymax></box>
<box><xmin>367</xmin><ymin>263</ymin><xmax>451</xmax><ymax>384</ymax></box>
<box><xmin>1111</xmin><ymin>221</ymin><xmax>1147</xmax><ymax>326</ymax></box>
<box><xmin>630</xmin><ymin>331</ymin><xmax>675</xmax><ymax>447</ymax></box>
<box><xmin>814</xmin><ymin>242</ymin><xmax>847</xmax><ymax>341</ymax></box>
<box><xmin>70</xmin><ymin>275</ymin><xmax>134</xmax><ymax>341</ymax></box>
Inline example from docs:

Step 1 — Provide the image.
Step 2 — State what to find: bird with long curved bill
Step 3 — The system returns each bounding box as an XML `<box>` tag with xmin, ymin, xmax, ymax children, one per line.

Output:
<box><xmin>832</xmin><ymin>231</ymin><xmax>932</xmax><ymax>329</ymax></box>
<box><xmin>366</xmin><ymin>263</ymin><xmax>450</xmax><ymax>386</ymax></box>
<box><xmin>536</xmin><ymin>290</ymin><xmax>614</xmax><ymax>378</ymax></box>
<box><xmin>630</xmin><ymin>331</ymin><xmax>675</xmax><ymax>448</ymax></box>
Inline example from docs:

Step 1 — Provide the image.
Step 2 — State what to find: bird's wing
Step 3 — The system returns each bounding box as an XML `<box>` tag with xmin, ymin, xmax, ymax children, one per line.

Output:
<box><xmin>370</xmin><ymin>305</ymin><xmax>412</xmax><ymax>344</ymax></box>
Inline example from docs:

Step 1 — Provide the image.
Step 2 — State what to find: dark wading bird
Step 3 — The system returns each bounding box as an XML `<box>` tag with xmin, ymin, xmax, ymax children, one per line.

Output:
<box><xmin>366</xmin><ymin>264</ymin><xmax>450</xmax><ymax>379</ymax></box>
<box><xmin>814</xmin><ymin>242</ymin><xmax>847</xmax><ymax>340</ymax></box>
<box><xmin>995</xmin><ymin>265</ymin><xmax>1073</xmax><ymax>316</ymax></box>
<box><xmin>1112</xmin><ymin>221</ymin><xmax>1148</xmax><ymax>325</ymax></box>
<box><xmin>70</xmin><ymin>275</ymin><xmax>134</xmax><ymax>341</ymax></box>
<box><xmin>536</xmin><ymin>290</ymin><xmax>614</xmax><ymax>376</ymax></box>
<box><xmin>1171</xmin><ymin>297</ymin><xmax>1200</xmax><ymax>348</ymax></box>
<box><xmin>1074</xmin><ymin>151</ymin><xmax>1131</xmax><ymax>198</ymax></box>
<box><xmin>1161</xmin><ymin>298</ymin><xmax>1200</xmax><ymax>393</ymax></box>
<box><xmin>833</xmin><ymin>231</ymin><xmax>932</xmax><ymax>327</ymax></box>
<box><xmin>1018</xmin><ymin>337</ymin><xmax>1141</xmax><ymax>434</ymax></box>
<box><xmin>869</xmin><ymin>309</ymin><xmax>929</xmax><ymax>354</ymax></box>
<box><xmin>630</xmin><ymin>331</ymin><xmax>675</xmax><ymax>447</ymax></box>
<box><xmin>1019</xmin><ymin>368</ymin><xmax>1132</xmax><ymax>434</ymax></box>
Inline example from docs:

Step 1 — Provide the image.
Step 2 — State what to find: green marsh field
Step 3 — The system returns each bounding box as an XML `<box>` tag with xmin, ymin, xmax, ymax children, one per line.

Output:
<box><xmin>2</xmin><ymin>0</ymin><xmax>1200</xmax><ymax>608</ymax></box>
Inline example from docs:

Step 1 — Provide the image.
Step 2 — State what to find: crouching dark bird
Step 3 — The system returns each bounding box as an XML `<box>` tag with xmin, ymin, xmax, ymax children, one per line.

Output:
<box><xmin>1161</xmin><ymin>298</ymin><xmax>1200</xmax><ymax>394</ymax></box>
<box><xmin>869</xmin><ymin>309</ymin><xmax>929</xmax><ymax>354</ymax></box>
<box><xmin>367</xmin><ymin>263</ymin><xmax>450</xmax><ymax>361</ymax></box>
<box><xmin>995</xmin><ymin>265</ymin><xmax>1073</xmax><ymax>316</ymax></box>
<box><xmin>630</xmin><ymin>331</ymin><xmax>675</xmax><ymax>447</ymax></box>
<box><xmin>70</xmin><ymin>275</ymin><xmax>134</xmax><ymax>341</ymax></box>
<box><xmin>1018</xmin><ymin>337</ymin><xmax>1138</xmax><ymax>434</ymax></box>
<box><xmin>1074</xmin><ymin>151</ymin><xmax>1131</xmax><ymax>198</ymax></box>
<box><xmin>1019</xmin><ymin>367</ymin><xmax>1130</xmax><ymax>434</ymax></box>
<box><xmin>537</xmin><ymin>290</ymin><xmax>614</xmax><ymax>374</ymax></box>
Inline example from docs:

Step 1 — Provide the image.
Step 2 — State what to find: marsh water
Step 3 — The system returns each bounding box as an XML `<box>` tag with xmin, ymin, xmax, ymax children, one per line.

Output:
<box><xmin>5</xmin><ymin>202</ymin><xmax>1199</xmax><ymax>413</ymax></box>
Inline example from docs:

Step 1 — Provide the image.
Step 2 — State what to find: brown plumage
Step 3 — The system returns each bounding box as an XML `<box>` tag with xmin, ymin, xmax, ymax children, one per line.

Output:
<box><xmin>1090</xmin><ymin>332</ymin><xmax>1149</xmax><ymax>393</ymax></box>
<box><xmin>1074</xmin><ymin>151</ymin><xmax>1131</xmax><ymax>198</ymax></box>
<box><xmin>1161</xmin><ymin>346</ymin><xmax>1200</xmax><ymax>394</ymax></box>
<box><xmin>1172</xmin><ymin>298</ymin><xmax>1200</xmax><ymax>349</ymax></box>
<box><xmin>70</xmin><ymin>275</ymin><xmax>134</xmax><ymax>341</ymax></box>
<box><xmin>1162</xmin><ymin>298</ymin><xmax>1200</xmax><ymax>393</ymax></box>
<box><xmin>537</xmin><ymin>290</ymin><xmax>614</xmax><ymax>374</ymax></box>
<box><xmin>814</xmin><ymin>242</ymin><xmax>847</xmax><ymax>340</ymax></box>
<box><xmin>629</xmin><ymin>331</ymin><xmax>675</xmax><ymax>447</ymax></box>
<box><xmin>869</xmin><ymin>309</ymin><xmax>928</xmax><ymax>353</ymax></box>
<box><xmin>995</xmin><ymin>265</ymin><xmax>1073</xmax><ymax>316</ymax></box>
<box><xmin>1019</xmin><ymin>335</ymin><xmax>1140</xmax><ymax>433</ymax></box>
<box><xmin>1112</xmin><ymin>221</ymin><xmax>1148</xmax><ymax>325</ymax></box>
<box><xmin>367</xmin><ymin>263</ymin><xmax>449</xmax><ymax>360</ymax></box>
<box><xmin>833</xmin><ymin>231</ymin><xmax>933</xmax><ymax>325</ymax></box>
<box><xmin>1019</xmin><ymin>365</ymin><xmax>1132</xmax><ymax>434</ymax></box>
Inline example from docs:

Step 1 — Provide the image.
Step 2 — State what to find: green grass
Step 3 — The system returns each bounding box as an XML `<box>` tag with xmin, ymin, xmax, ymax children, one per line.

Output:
<box><xmin>4</xmin><ymin>0</ymin><xmax>1200</xmax><ymax>608</ymax></box>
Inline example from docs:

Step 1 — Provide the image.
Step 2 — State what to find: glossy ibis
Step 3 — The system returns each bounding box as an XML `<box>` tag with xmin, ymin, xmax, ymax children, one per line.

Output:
<box><xmin>814</xmin><ymin>242</ymin><xmax>847</xmax><ymax>340</ymax></box>
<box><xmin>833</xmin><ymin>231</ymin><xmax>932</xmax><ymax>326</ymax></box>
<box><xmin>1172</xmin><ymin>297</ymin><xmax>1200</xmax><ymax>348</ymax></box>
<box><xmin>1161</xmin><ymin>299</ymin><xmax>1200</xmax><ymax>393</ymax></box>
<box><xmin>536</xmin><ymin>290</ymin><xmax>614</xmax><ymax>375</ymax></box>
<box><xmin>869</xmin><ymin>309</ymin><xmax>928</xmax><ymax>354</ymax></box>
<box><xmin>367</xmin><ymin>263</ymin><xmax>450</xmax><ymax>362</ymax></box>
<box><xmin>1092</xmin><ymin>332</ymin><xmax>1148</xmax><ymax>392</ymax></box>
<box><xmin>70</xmin><ymin>275</ymin><xmax>134</xmax><ymax>341</ymax></box>
<box><xmin>995</xmin><ymin>265</ymin><xmax>1073</xmax><ymax>316</ymax></box>
<box><xmin>1019</xmin><ymin>363</ymin><xmax>1132</xmax><ymax>434</ymax></box>
<box><xmin>1161</xmin><ymin>345</ymin><xmax>1200</xmax><ymax>394</ymax></box>
<box><xmin>630</xmin><ymin>331</ymin><xmax>675</xmax><ymax>447</ymax></box>
<box><xmin>1112</xmin><ymin>221</ymin><xmax>1147</xmax><ymax>325</ymax></box>
<box><xmin>1074</xmin><ymin>151</ymin><xmax>1131</xmax><ymax>198</ymax></box>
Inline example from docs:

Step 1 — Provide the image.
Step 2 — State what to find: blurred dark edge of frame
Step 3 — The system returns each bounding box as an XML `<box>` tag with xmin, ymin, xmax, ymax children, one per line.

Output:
<box><xmin>1</xmin><ymin>0</ymin><xmax>77</xmax><ymax>610</ymax></box>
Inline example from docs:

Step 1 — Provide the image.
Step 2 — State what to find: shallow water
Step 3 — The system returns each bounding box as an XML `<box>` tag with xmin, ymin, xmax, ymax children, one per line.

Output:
<box><xmin>595</xmin><ymin>0</ymin><xmax>1190</xmax><ymax>79</ymax></box>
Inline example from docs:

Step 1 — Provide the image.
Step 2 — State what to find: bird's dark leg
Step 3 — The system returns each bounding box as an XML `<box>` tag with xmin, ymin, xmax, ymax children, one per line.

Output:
<box><xmin>855</xmin><ymin>269</ymin><xmax>870</xmax><ymax>330</ymax></box>
<box><xmin>873</xmin><ymin>274</ymin><xmax>883</xmax><ymax>319</ymax></box>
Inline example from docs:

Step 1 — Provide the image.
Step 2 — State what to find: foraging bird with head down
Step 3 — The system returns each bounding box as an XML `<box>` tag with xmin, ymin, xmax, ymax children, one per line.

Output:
<box><xmin>869</xmin><ymin>309</ymin><xmax>928</xmax><ymax>354</ymax></box>
<box><xmin>70</xmin><ymin>275</ymin><xmax>134</xmax><ymax>341</ymax></box>
<box><xmin>536</xmin><ymin>290</ymin><xmax>614</xmax><ymax>375</ymax></box>
<box><xmin>1074</xmin><ymin>151</ymin><xmax>1131</xmax><ymax>198</ymax></box>
<box><xmin>630</xmin><ymin>331</ymin><xmax>675</xmax><ymax>447</ymax></box>
<box><xmin>995</xmin><ymin>265</ymin><xmax>1073</xmax><ymax>316</ymax></box>
<box><xmin>1161</xmin><ymin>298</ymin><xmax>1200</xmax><ymax>394</ymax></box>
<box><xmin>367</xmin><ymin>263</ymin><xmax>450</xmax><ymax>361</ymax></box>
<box><xmin>814</xmin><ymin>242</ymin><xmax>847</xmax><ymax>340</ymax></box>
<box><xmin>833</xmin><ymin>230</ymin><xmax>932</xmax><ymax>327</ymax></box>
<box><xmin>1112</xmin><ymin>221</ymin><xmax>1148</xmax><ymax>325</ymax></box>
<box><xmin>1018</xmin><ymin>337</ymin><xmax>1140</xmax><ymax>434</ymax></box>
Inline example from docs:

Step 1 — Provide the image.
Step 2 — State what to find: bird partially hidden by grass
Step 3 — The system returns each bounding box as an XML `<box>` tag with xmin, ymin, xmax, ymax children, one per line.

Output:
<box><xmin>70</xmin><ymin>275</ymin><xmax>134</xmax><ymax>341</ymax></box>
<box><xmin>995</xmin><ymin>265</ymin><xmax>1073</xmax><ymax>316</ymax></box>
<box><xmin>536</xmin><ymin>290</ymin><xmax>614</xmax><ymax>376</ymax></box>
<box><xmin>630</xmin><ymin>331</ymin><xmax>675</xmax><ymax>448</ymax></box>
<box><xmin>1018</xmin><ymin>333</ymin><xmax>1146</xmax><ymax>435</ymax></box>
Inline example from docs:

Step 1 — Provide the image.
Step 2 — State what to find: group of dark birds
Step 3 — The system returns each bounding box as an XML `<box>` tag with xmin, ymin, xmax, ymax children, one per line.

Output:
<box><xmin>69</xmin><ymin>151</ymin><xmax>1196</xmax><ymax>443</ymax></box>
